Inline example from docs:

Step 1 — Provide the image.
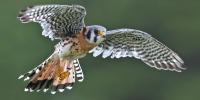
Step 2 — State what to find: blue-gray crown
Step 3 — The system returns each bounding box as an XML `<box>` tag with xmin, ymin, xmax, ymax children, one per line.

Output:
<box><xmin>84</xmin><ymin>25</ymin><xmax>106</xmax><ymax>44</ymax></box>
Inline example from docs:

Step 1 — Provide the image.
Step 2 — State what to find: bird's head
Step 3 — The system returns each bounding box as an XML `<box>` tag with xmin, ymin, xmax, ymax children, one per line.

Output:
<box><xmin>84</xmin><ymin>25</ymin><xmax>106</xmax><ymax>44</ymax></box>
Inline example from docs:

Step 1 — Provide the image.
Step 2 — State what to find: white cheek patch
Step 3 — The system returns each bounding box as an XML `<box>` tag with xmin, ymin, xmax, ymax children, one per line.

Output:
<box><xmin>96</xmin><ymin>36</ymin><xmax>101</xmax><ymax>43</ymax></box>
<box><xmin>90</xmin><ymin>32</ymin><xmax>95</xmax><ymax>43</ymax></box>
<box><xmin>96</xmin><ymin>36</ymin><xmax>105</xmax><ymax>44</ymax></box>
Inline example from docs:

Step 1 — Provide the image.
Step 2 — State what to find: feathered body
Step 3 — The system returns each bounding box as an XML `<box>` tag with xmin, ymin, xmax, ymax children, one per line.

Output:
<box><xmin>18</xmin><ymin>25</ymin><xmax>105</xmax><ymax>94</ymax></box>
<box><xmin>17</xmin><ymin>4</ymin><xmax>185</xmax><ymax>94</ymax></box>
<box><xmin>55</xmin><ymin>28</ymin><xmax>98</xmax><ymax>59</ymax></box>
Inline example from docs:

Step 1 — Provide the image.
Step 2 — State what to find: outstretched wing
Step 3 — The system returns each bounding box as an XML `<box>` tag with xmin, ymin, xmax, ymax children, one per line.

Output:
<box><xmin>18</xmin><ymin>5</ymin><xmax>86</xmax><ymax>40</ymax></box>
<box><xmin>89</xmin><ymin>29</ymin><xmax>185</xmax><ymax>72</ymax></box>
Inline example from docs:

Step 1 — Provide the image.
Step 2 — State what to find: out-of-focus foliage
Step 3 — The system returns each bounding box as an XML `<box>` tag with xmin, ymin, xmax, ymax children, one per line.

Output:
<box><xmin>0</xmin><ymin>0</ymin><xmax>199</xmax><ymax>100</ymax></box>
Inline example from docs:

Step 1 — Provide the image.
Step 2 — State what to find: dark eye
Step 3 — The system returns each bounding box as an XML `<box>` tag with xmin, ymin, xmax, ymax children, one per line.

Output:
<box><xmin>94</xmin><ymin>29</ymin><xmax>99</xmax><ymax>35</ymax></box>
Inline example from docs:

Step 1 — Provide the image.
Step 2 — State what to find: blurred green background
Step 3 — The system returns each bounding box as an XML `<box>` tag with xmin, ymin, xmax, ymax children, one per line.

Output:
<box><xmin>0</xmin><ymin>0</ymin><xmax>200</xmax><ymax>100</ymax></box>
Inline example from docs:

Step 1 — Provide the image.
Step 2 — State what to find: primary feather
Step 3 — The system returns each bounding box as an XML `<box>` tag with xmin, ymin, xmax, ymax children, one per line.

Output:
<box><xmin>18</xmin><ymin>4</ymin><xmax>86</xmax><ymax>40</ymax></box>
<box><xmin>90</xmin><ymin>29</ymin><xmax>185</xmax><ymax>72</ymax></box>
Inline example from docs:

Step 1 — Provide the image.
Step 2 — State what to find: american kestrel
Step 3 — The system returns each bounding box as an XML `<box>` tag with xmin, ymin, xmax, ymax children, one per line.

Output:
<box><xmin>17</xmin><ymin>4</ymin><xmax>185</xmax><ymax>94</ymax></box>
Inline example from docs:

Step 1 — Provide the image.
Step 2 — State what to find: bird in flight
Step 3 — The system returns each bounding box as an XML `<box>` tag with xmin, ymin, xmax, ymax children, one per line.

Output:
<box><xmin>17</xmin><ymin>4</ymin><xmax>185</xmax><ymax>94</ymax></box>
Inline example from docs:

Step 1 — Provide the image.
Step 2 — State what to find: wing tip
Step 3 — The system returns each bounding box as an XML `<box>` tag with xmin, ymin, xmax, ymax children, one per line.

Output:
<box><xmin>17</xmin><ymin>5</ymin><xmax>35</xmax><ymax>23</ymax></box>
<box><xmin>143</xmin><ymin>59</ymin><xmax>186</xmax><ymax>72</ymax></box>
<box><xmin>17</xmin><ymin>14</ymin><xmax>31</xmax><ymax>23</ymax></box>
<box><xmin>72</xmin><ymin>5</ymin><xmax>86</xmax><ymax>13</ymax></box>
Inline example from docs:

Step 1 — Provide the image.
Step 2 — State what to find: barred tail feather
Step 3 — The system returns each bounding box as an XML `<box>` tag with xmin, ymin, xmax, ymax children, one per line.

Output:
<box><xmin>18</xmin><ymin>53</ymin><xmax>55</xmax><ymax>81</ymax></box>
<box><xmin>73</xmin><ymin>59</ymin><xmax>84</xmax><ymax>82</ymax></box>
<box><xmin>18</xmin><ymin>53</ymin><xmax>76</xmax><ymax>94</ymax></box>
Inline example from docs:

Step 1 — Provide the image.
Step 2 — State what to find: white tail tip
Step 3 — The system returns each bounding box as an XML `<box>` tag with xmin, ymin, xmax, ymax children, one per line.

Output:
<box><xmin>18</xmin><ymin>75</ymin><xmax>24</xmax><ymax>79</ymax></box>
<box><xmin>24</xmin><ymin>77</ymin><xmax>30</xmax><ymax>81</ymax></box>
<box><xmin>43</xmin><ymin>88</ymin><xmax>49</xmax><ymax>92</ymax></box>
<box><xmin>24</xmin><ymin>88</ymin><xmax>29</xmax><ymax>92</ymax></box>
<box><xmin>51</xmin><ymin>91</ymin><xmax>56</xmax><ymax>94</ymax></box>
<box><xmin>66</xmin><ymin>86</ymin><xmax>72</xmax><ymax>90</ymax></box>
<box><xmin>78</xmin><ymin>79</ymin><xmax>84</xmax><ymax>82</ymax></box>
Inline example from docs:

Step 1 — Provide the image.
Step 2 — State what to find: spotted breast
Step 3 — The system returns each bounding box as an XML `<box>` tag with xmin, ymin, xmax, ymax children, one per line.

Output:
<box><xmin>57</xmin><ymin>29</ymin><xmax>97</xmax><ymax>59</ymax></box>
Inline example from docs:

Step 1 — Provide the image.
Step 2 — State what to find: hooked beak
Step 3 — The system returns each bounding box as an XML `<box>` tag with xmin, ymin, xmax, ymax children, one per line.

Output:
<box><xmin>98</xmin><ymin>31</ymin><xmax>106</xmax><ymax>37</ymax></box>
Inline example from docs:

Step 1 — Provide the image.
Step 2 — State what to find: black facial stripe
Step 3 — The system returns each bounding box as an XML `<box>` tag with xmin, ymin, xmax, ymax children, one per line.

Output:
<box><xmin>82</xmin><ymin>27</ymin><xmax>87</xmax><ymax>33</ymax></box>
<box><xmin>94</xmin><ymin>29</ymin><xmax>99</xmax><ymax>35</ymax></box>
<box><xmin>94</xmin><ymin>36</ymin><xmax>97</xmax><ymax>43</ymax></box>
<box><xmin>86</xmin><ymin>30</ymin><xmax>91</xmax><ymax>39</ymax></box>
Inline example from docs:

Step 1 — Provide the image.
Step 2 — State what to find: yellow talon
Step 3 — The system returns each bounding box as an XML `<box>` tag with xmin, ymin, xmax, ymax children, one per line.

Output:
<box><xmin>58</xmin><ymin>71</ymin><xmax>70</xmax><ymax>81</ymax></box>
<box><xmin>56</xmin><ymin>67</ymin><xmax>70</xmax><ymax>81</ymax></box>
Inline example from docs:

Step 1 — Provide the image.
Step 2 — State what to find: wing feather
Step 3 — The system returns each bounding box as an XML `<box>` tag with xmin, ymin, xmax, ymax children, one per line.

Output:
<box><xmin>18</xmin><ymin>5</ymin><xmax>86</xmax><ymax>40</ymax></box>
<box><xmin>89</xmin><ymin>29</ymin><xmax>185</xmax><ymax>72</ymax></box>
